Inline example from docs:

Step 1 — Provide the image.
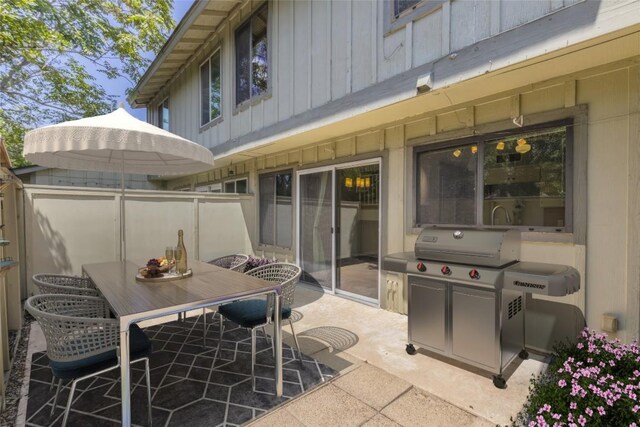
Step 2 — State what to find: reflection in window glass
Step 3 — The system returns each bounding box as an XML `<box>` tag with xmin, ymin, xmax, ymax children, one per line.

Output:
<box><xmin>235</xmin><ymin>178</ymin><xmax>247</xmax><ymax>194</ymax></box>
<box><xmin>235</xmin><ymin>22</ymin><xmax>251</xmax><ymax>105</ymax></box>
<box><xmin>210</xmin><ymin>50</ymin><xmax>221</xmax><ymax>121</ymax></box>
<box><xmin>251</xmin><ymin>6</ymin><xmax>268</xmax><ymax>97</ymax></box>
<box><xmin>200</xmin><ymin>61</ymin><xmax>210</xmax><ymax>126</ymax></box>
<box><xmin>416</xmin><ymin>146</ymin><xmax>477</xmax><ymax>225</ymax></box>
<box><xmin>415</xmin><ymin>123</ymin><xmax>570</xmax><ymax>230</ymax></box>
<box><xmin>200</xmin><ymin>50</ymin><xmax>222</xmax><ymax>126</ymax></box>
<box><xmin>236</xmin><ymin>4</ymin><xmax>268</xmax><ymax>105</ymax></box>
<box><xmin>275</xmin><ymin>172</ymin><xmax>292</xmax><ymax>248</ymax></box>
<box><xmin>483</xmin><ymin>127</ymin><xmax>566</xmax><ymax>227</ymax></box>
<box><xmin>157</xmin><ymin>98</ymin><xmax>169</xmax><ymax>131</ymax></box>
<box><xmin>394</xmin><ymin>0</ymin><xmax>421</xmax><ymax>17</ymax></box>
<box><xmin>259</xmin><ymin>170</ymin><xmax>292</xmax><ymax>248</ymax></box>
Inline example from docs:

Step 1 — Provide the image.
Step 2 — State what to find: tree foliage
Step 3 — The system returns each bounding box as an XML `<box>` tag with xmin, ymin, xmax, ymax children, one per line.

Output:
<box><xmin>0</xmin><ymin>0</ymin><xmax>175</xmax><ymax>167</ymax></box>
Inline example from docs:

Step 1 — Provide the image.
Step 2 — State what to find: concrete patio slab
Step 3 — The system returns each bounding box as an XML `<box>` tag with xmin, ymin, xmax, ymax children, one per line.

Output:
<box><xmin>361</xmin><ymin>414</ymin><xmax>402</xmax><ymax>427</ymax></box>
<box><xmin>285</xmin><ymin>284</ymin><xmax>547</xmax><ymax>425</ymax></box>
<box><xmin>381</xmin><ymin>388</ymin><xmax>493</xmax><ymax>427</ymax></box>
<box><xmin>333</xmin><ymin>364</ymin><xmax>411</xmax><ymax>410</ymax></box>
<box><xmin>285</xmin><ymin>384</ymin><xmax>377</xmax><ymax>427</ymax></box>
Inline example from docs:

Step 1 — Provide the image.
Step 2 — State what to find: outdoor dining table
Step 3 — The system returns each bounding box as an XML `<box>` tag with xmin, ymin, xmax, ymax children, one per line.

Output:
<box><xmin>82</xmin><ymin>260</ymin><xmax>284</xmax><ymax>427</ymax></box>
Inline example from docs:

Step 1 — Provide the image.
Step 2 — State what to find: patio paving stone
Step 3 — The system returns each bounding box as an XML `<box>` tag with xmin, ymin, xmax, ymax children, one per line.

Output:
<box><xmin>380</xmin><ymin>388</ymin><xmax>493</xmax><ymax>427</ymax></box>
<box><xmin>285</xmin><ymin>384</ymin><xmax>377</xmax><ymax>427</ymax></box>
<box><xmin>333</xmin><ymin>363</ymin><xmax>411</xmax><ymax>410</ymax></box>
<box><xmin>361</xmin><ymin>414</ymin><xmax>403</xmax><ymax>427</ymax></box>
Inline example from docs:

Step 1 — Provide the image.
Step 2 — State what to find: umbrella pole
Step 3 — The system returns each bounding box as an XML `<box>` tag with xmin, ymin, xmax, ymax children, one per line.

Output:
<box><xmin>121</xmin><ymin>158</ymin><xmax>126</xmax><ymax>261</ymax></box>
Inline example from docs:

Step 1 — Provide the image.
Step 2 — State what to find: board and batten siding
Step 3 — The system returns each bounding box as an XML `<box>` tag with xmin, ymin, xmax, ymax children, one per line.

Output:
<box><xmin>152</xmin><ymin>0</ymin><xmax>585</xmax><ymax>152</ymax></box>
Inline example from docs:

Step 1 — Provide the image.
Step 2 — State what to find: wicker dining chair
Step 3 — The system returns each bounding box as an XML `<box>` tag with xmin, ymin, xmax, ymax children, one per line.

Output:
<box><xmin>216</xmin><ymin>263</ymin><xmax>302</xmax><ymax>390</ymax></box>
<box><xmin>208</xmin><ymin>254</ymin><xmax>250</xmax><ymax>272</ymax></box>
<box><xmin>25</xmin><ymin>294</ymin><xmax>153</xmax><ymax>427</ymax></box>
<box><xmin>187</xmin><ymin>254</ymin><xmax>250</xmax><ymax>346</ymax></box>
<box><xmin>32</xmin><ymin>273</ymin><xmax>100</xmax><ymax>297</ymax></box>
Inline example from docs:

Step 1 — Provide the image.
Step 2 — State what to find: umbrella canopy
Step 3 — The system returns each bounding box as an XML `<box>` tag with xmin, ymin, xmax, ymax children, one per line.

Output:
<box><xmin>23</xmin><ymin>106</ymin><xmax>214</xmax><ymax>175</ymax></box>
<box><xmin>23</xmin><ymin>106</ymin><xmax>215</xmax><ymax>262</ymax></box>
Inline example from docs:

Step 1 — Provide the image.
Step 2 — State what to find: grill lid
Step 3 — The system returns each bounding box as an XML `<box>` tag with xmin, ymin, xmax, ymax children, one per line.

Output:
<box><xmin>414</xmin><ymin>227</ymin><xmax>521</xmax><ymax>268</ymax></box>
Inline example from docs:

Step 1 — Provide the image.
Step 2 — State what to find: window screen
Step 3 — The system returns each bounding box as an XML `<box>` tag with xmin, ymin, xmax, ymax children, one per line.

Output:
<box><xmin>259</xmin><ymin>170</ymin><xmax>292</xmax><ymax>247</ymax></box>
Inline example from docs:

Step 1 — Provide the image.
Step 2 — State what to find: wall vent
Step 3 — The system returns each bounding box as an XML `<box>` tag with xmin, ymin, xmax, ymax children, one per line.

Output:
<box><xmin>508</xmin><ymin>296</ymin><xmax>523</xmax><ymax>320</ymax></box>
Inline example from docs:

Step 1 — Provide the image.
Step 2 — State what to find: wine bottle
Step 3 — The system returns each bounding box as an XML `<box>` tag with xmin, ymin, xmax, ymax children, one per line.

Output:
<box><xmin>176</xmin><ymin>229</ymin><xmax>188</xmax><ymax>274</ymax></box>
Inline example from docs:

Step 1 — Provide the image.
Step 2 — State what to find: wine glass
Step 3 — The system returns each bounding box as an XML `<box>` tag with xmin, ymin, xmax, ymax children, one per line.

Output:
<box><xmin>166</xmin><ymin>247</ymin><xmax>175</xmax><ymax>272</ymax></box>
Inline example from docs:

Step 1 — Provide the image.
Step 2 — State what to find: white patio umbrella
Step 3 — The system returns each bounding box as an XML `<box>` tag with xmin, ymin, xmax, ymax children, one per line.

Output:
<box><xmin>23</xmin><ymin>106</ymin><xmax>215</xmax><ymax>261</ymax></box>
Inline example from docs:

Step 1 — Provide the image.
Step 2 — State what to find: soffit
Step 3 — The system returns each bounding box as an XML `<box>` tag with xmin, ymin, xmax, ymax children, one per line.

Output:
<box><xmin>130</xmin><ymin>1</ymin><xmax>240</xmax><ymax>107</ymax></box>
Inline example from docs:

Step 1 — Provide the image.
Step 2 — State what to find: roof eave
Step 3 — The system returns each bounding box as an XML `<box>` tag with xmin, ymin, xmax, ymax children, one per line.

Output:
<box><xmin>128</xmin><ymin>0</ymin><xmax>212</xmax><ymax>108</ymax></box>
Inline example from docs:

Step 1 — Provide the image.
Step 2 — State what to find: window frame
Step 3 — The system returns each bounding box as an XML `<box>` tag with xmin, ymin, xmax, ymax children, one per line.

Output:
<box><xmin>258</xmin><ymin>168</ymin><xmax>293</xmax><ymax>249</ymax></box>
<box><xmin>157</xmin><ymin>97</ymin><xmax>169</xmax><ymax>131</ymax></box>
<box><xmin>383</xmin><ymin>0</ymin><xmax>446</xmax><ymax>36</ymax></box>
<box><xmin>223</xmin><ymin>177</ymin><xmax>248</xmax><ymax>194</ymax></box>
<box><xmin>413</xmin><ymin>119</ymin><xmax>574</xmax><ymax>233</ymax></box>
<box><xmin>233</xmin><ymin>2</ymin><xmax>271</xmax><ymax>111</ymax></box>
<box><xmin>199</xmin><ymin>47</ymin><xmax>223</xmax><ymax>129</ymax></box>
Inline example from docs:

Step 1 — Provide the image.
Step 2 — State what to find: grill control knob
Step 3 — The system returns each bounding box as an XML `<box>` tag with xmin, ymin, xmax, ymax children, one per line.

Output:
<box><xmin>441</xmin><ymin>265</ymin><xmax>451</xmax><ymax>276</ymax></box>
<box><xmin>417</xmin><ymin>262</ymin><xmax>426</xmax><ymax>272</ymax></box>
<box><xmin>469</xmin><ymin>269</ymin><xmax>480</xmax><ymax>280</ymax></box>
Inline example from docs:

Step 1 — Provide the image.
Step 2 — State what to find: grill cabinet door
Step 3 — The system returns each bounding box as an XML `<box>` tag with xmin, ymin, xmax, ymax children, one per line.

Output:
<box><xmin>408</xmin><ymin>277</ymin><xmax>447</xmax><ymax>353</ymax></box>
<box><xmin>451</xmin><ymin>285</ymin><xmax>498</xmax><ymax>370</ymax></box>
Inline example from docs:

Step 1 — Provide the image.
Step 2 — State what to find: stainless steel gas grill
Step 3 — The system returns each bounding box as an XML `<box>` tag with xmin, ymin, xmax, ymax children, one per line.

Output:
<box><xmin>383</xmin><ymin>227</ymin><xmax>580</xmax><ymax>388</ymax></box>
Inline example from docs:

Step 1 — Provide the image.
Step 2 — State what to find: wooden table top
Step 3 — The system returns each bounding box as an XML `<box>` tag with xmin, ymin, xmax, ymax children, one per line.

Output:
<box><xmin>82</xmin><ymin>260</ymin><xmax>277</xmax><ymax>318</ymax></box>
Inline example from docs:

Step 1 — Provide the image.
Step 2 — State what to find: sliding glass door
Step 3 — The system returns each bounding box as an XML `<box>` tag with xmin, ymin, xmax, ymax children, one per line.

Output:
<box><xmin>335</xmin><ymin>164</ymin><xmax>380</xmax><ymax>302</ymax></box>
<box><xmin>297</xmin><ymin>160</ymin><xmax>380</xmax><ymax>304</ymax></box>
<box><xmin>298</xmin><ymin>169</ymin><xmax>333</xmax><ymax>290</ymax></box>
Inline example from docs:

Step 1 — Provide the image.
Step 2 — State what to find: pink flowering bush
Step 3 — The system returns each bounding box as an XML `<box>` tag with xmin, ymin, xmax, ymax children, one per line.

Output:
<box><xmin>514</xmin><ymin>328</ymin><xmax>640</xmax><ymax>426</ymax></box>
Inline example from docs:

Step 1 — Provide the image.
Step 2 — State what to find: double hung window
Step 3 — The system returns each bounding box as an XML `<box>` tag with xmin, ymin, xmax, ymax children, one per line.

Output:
<box><xmin>235</xmin><ymin>4</ymin><xmax>269</xmax><ymax>106</ymax></box>
<box><xmin>415</xmin><ymin>122</ymin><xmax>571</xmax><ymax>231</ymax></box>
<box><xmin>157</xmin><ymin>98</ymin><xmax>169</xmax><ymax>131</ymax></box>
<box><xmin>200</xmin><ymin>49</ymin><xmax>222</xmax><ymax>126</ymax></box>
<box><xmin>223</xmin><ymin>178</ymin><xmax>248</xmax><ymax>194</ymax></box>
<box><xmin>393</xmin><ymin>0</ymin><xmax>422</xmax><ymax>18</ymax></box>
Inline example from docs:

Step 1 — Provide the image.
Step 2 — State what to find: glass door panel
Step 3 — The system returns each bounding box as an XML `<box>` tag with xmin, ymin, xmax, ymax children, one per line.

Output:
<box><xmin>335</xmin><ymin>164</ymin><xmax>380</xmax><ymax>301</ymax></box>
<box><xmin>299</xmin><ymin>170</ymin><xmax>333</xmax><ymax>290</ymax></box>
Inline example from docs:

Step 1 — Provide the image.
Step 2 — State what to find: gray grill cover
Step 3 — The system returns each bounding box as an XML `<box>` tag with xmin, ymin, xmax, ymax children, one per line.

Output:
<box><xmin>414</xmin><ymin>228</ymin><xmax>521</xmax><ymax>268</ymax></box>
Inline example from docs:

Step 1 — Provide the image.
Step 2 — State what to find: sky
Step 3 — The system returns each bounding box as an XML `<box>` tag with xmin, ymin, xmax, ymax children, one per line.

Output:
<box><xmin>101</xmin><ymin>0</ymin><xmax>194</xmax><ymax>121</ymax></box>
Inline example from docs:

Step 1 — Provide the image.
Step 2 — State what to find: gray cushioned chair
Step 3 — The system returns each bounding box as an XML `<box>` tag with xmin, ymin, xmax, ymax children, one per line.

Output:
<box><xmin>191</xmin><ymin>254</ymin><xmax>250</xmax><ymax>346</ymax></box>
<box><xmin>25</xmin><ymin>294</ymin><xmax>152</xmax><ymax>426</ymax></box>
<box><xmin>216</xmin><ymin>263</ymin><xmax>302</xmax><ymax>390</ymax></box>
<box><xmin>32</xmin><ymin>273</ymin><xmax>100</xmax><ymax>297</ymax></box>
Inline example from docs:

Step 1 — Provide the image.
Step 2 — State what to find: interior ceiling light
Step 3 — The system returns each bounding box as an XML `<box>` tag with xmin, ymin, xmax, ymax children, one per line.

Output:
<box><xmin>496</xmin><ymin>141</ymin><xmax>505</xmax><ymax>151</ymax></box>
<box><xmin>453</xmin><ymin>149</ymin><xmax>462</xmax><ymax>158</ymax></box>
<box><xmin>471</xmin><ymin>145</ymin><xmax>478</xmax><ymax>154</ymax></box>
<box><xmin>365</xmin><ymin>177</ymin><xmax>371</xmax><ymax>188</ymax></box>
<box><xmin>515</xmin><ymin>137</ymin><xmax>531</xmax><ymax>153</ymax></box>
<box><xmin>345</xmin><ymin>177</ymin><xmax>353</xmax><ymax>188</ymax></box>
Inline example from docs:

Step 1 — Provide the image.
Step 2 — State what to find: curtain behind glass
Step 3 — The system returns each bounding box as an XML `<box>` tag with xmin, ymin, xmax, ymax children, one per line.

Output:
<box><xmin>259</xmin><ymin>174</ymin><xmax>275</xmax><ymax>245</ymax></box>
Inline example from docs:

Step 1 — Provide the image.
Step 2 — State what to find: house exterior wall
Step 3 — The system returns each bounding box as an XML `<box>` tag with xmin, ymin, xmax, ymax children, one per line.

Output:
<box><xmin>137</xmin><ymin>0</ymin><xmax>640</xmax><ymax>345</ymax></box>
<box><xmin>148</xmin><ymin>0</ymin><xmax>588</xmax><ymax>152</ymax></box>
<box><xmin>165</xmin><ymin>61</ymin><xmax>640</xmax><ymax>346</ymax></box>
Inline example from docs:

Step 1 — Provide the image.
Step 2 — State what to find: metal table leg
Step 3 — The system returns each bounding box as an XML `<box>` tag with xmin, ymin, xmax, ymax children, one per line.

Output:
<box><xmin>120</xmin><ymin>321</ymin><xmax>131</xmax><ymax>426</ymax></box>
<box><xmin>273</xmin><ymin>291</ymin><xmax>282</xmax><ymax>397</ymax></box>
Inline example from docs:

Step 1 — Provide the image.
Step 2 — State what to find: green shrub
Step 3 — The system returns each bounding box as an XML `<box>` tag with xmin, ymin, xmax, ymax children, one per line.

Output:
<box><xmin>513</xmin><ymin>328</ymin><xmax>639</xmax><ymax>426</ymax></box>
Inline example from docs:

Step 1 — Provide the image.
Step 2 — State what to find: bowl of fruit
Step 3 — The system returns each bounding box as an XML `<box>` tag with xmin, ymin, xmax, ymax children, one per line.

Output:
<box><xmin>139</xmin><ymin>257</ymin><xmax>174</xmax><ymax>278</ymax></box>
